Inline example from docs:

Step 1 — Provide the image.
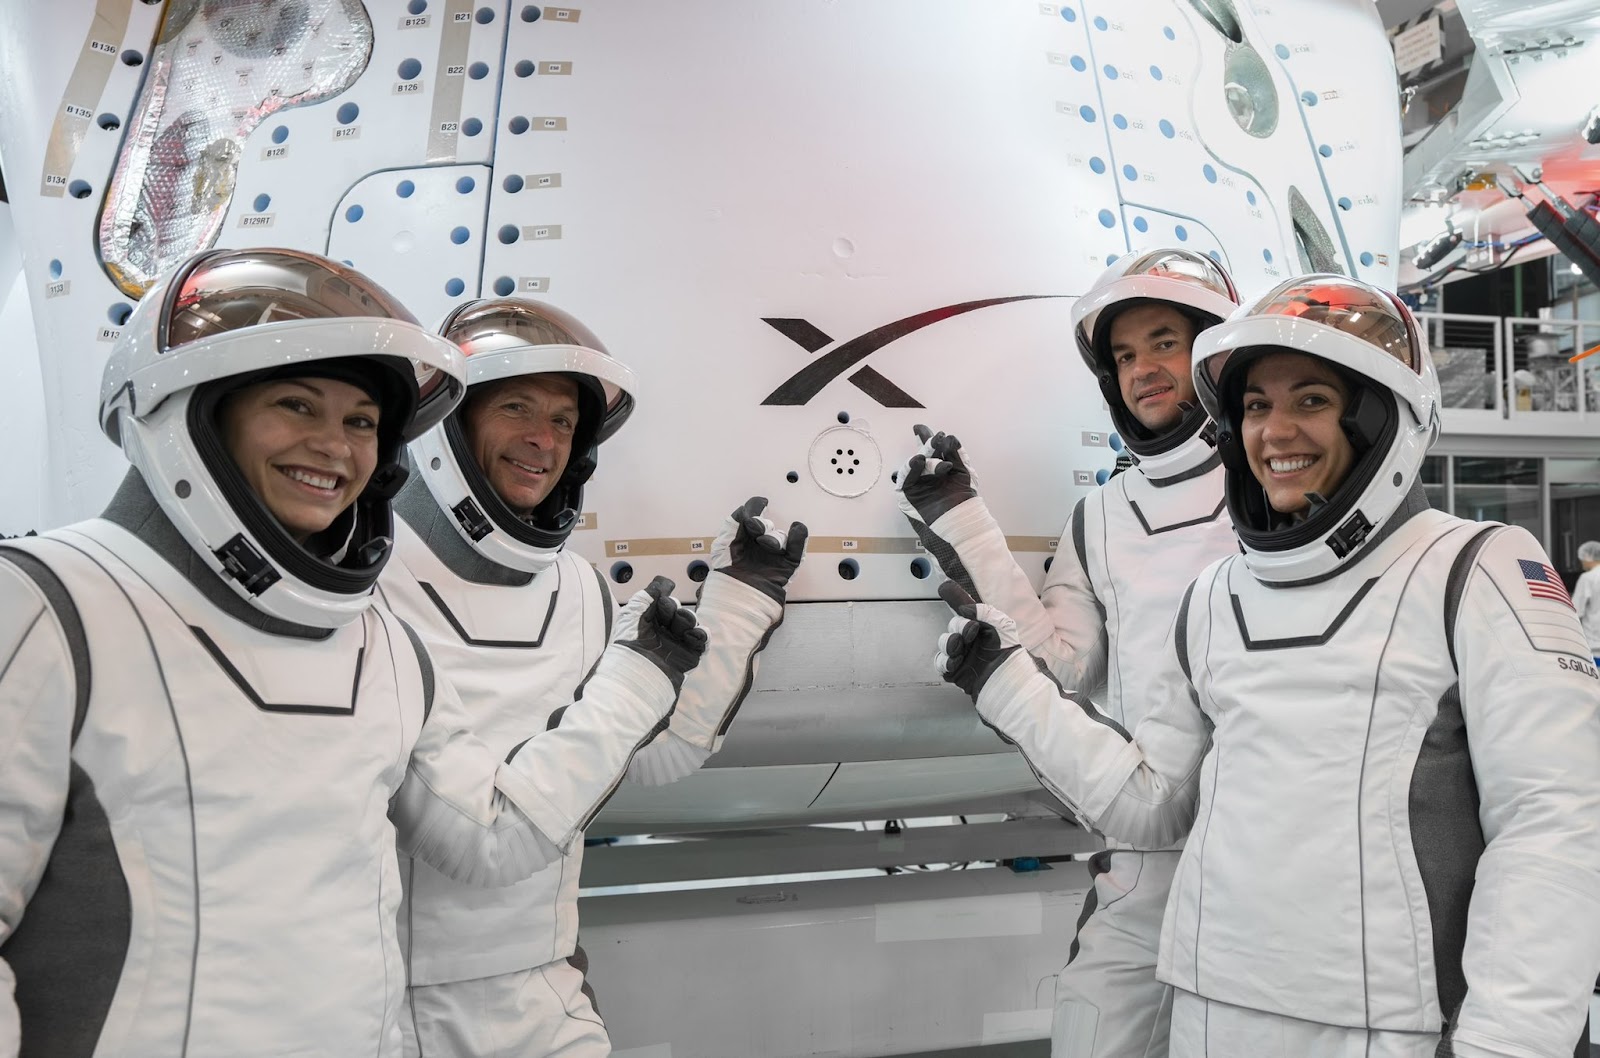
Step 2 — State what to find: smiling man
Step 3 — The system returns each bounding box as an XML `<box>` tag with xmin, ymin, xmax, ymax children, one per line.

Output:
<box><xmin>893</xmin><ymin>249</ymin><xmax>1240</xmax><ymax>1058</ymax></box>
<box><xmin>378</xmin><ymin>298</ymin><xmax>806</xmax><ymax>1058</ymax></box>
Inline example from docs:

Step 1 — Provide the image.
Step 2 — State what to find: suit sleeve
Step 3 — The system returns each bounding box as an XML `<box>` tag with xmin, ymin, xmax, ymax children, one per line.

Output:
<box><xmin>1446</xmin><ymin>527</ymin><xmax>1600</xmax><ymax>1058</ymax></box>
<box><xmin>626</xmin><ymin>571</ymin><xmax>783</xmax><ymax>786</ymax></box>
<box><xmin>391</xmin><ymin>628</ymin><xmax>678</xmax><ymax>887</ymax></box>
<box><xmin>922</xmin><ymin>497</ymin><xmax>1109</xmax><ymax>692</ymax></box>
<box><xmin>972</xmin><ymin>592</ymin><xmax>1208</xmax><ymax>848</ymax></box>
<box><xmin>0</xmin><ymin>561</ymin><xmax>77</xmax><ymax>1058</ymax></box>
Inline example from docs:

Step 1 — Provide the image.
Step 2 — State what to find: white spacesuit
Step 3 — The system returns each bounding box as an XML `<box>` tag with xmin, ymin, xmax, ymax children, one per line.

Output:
<box><xmin>383</xmin><ymin>298</ymin><xmax>804</xmax><ymax>1058</ymax></box>
<box><xmin>0</xmin><ymin>250</ymin><xmax>707</xmax><ymax>1058</ymax></box>
<box><xmin>934</xmin><ymin>276</ymin><xmax>1600</xmax><ymax>1058</ymax></box>
<box><xmin>895</xmin><ymin>249</ymin><xmax>1241</xmax><ymax>1058</ymax></box>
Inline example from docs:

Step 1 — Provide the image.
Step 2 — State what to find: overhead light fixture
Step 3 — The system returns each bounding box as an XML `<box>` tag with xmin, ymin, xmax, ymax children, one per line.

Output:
<box><xmin>1415</xmin><ymin>228</ymin><xmax>1464</xmax><ymax>270</ymax></box>
<box><xmin>1573</xmin><ymin>262</ymin><xmax>1585</xmax><ymax>276</ymax></box>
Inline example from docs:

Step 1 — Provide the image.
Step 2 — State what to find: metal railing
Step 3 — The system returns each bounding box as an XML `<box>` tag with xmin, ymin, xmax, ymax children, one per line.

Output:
<box><xmin>1416</xmin><ymin>311</ymin><xmax>1600</xmax><ymax>435</ymax></box>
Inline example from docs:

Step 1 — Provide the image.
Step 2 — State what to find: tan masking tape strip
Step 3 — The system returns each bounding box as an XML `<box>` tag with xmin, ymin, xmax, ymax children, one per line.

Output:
<box><xmin>40</xmin><ymin>0</ymin><xmax>130</xmax><ymax>197</ymax></box>
<box><xmin>425</xmin><ymin>0</ymin><xmax>475</xmax><ymax>162</ymax></box>
<box><xmin>603</xmin><ymin>536</ymin><xmax>1059</xmax><ymax>557</ymax></box>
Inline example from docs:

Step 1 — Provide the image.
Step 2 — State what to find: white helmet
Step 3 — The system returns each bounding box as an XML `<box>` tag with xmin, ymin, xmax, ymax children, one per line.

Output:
<box><xmin>1192</xmin><ymin>274</ymin><xmax>1442</xmax><ymax>583</ymax></box>
<box><xmin>100</xmin><ymin>247</ymin><xmax>467</xmax><ymax>627</ymax></box>
<box><xmin>410</xmin><ymin>298</ymin><xmax>639</xmax><ymax>574</ymax></box>
<box><xmin>1070</xmin><ymin>248</ymin><xmax>1240</xmax><ymax>479</ymax></box>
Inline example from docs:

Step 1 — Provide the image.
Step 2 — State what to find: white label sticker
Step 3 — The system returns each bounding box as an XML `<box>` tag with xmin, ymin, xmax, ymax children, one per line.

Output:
<box><xmin>400</xmin><ymin>14</ymin><xmax>431</xmax><ymax>28</ymax></box>
<box><xmin>333</xmin><ymin>125</ymin><xmax>361</xmax><ymax>140</ymax></box>
<box><xmin>97</xmin><ymin>327</ymin><xmax>121</xmax><ymax>343</ymax></box>
<box><xmin>261</xmin><ymin>145</ymin><xmax>288</xmax><ymax>160</ymax></box>
<box><xmin>393</xmin><ymin>80</ymin><xmax>425</xmax><ymax>95</ymax></box>
<box><xmin>689</xmin><ymin>539</ymin><xmax>705</xmax><ymax>552</ymax></box>
<box><xmin>88</xmin><ymin>39</ymin><xmax>116</xmax><ymax>55</ymax></box>
<box><xmin>1392</xmin><ymin>16</ymin><xmax>1443</xmax><ymax>75</ymax></box>
<box><xmin>64</xmin><ymin>103</ymin><xmax>93</xmax><ymax>120</ymax></box>
<box><xmin>45</xmin><ymin>280</ymin><xmax>71</xmax><ymax>299</ymax></box>
<box><xmin>840</xmin><ymin>539</ymin><xmax>859</xmax><ymax>550</ymax></box>
<box><xmin>519</xmin><ymin>276</ymin><xmax>549</xmax><ymax>292</ymax></box>
<box><xmin>446</xmin><ymin>63</ymin><xmax>466</xmax><ymax>76</ymax></box>
<box><xmin>239</xmin><ymin>213</ymin><xmax>276</xmax><ymax>228</ymax></box>
<box><xmin>613</xmin><ymin>541</ymin><xmax>631</xmax><ymax>554</ymax></box>
<box><xmin>43</xmin><ymin>173</ymin><xmax>68</xmax><ymax>187</ymax></box>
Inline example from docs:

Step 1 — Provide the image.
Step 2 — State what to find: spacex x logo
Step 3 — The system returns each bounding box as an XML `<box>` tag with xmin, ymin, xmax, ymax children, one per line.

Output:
<box><xmin>760</xmin><ymin>295</ymin><xmax>1066</xmax><ymax>408</ymax></box>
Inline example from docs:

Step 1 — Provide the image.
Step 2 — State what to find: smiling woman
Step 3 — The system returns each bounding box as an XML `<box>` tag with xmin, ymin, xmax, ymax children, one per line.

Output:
<box><xmin>219</xmin><ymin>370</ymin><xmax>384</xmax><ymax>543</ymax></box>
<box><xmin>1239</xmin><ymin>352</ymin><xmax>1356</xmax><ymax>520</ymax></box>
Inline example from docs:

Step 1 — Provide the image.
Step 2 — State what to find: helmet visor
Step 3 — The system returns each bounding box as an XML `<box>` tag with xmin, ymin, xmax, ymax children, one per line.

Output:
<box><xmin>1113</xmin><ymin>248</ymin><xmax>1238</xmax><ymax>303</ymax></box>
<box><xmin>1202</xmin><ymin>275</ymin><xmax>1420</xmax><ymax>389</ymax></box>
<box><xmin>441</xmin><ymin>298</ymin><xmax>633</xmax><ymax>433</ymax></box>
<box><xmin>161</xmin><ymin>248</ymin><xmax>452</xmax><ymax>427</ymax></box>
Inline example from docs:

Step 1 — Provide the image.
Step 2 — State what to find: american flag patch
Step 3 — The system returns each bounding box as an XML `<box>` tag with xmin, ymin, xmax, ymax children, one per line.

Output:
<box><xmin>1518</xmin><ymin>559</ymin><xmax>1573</xmax><ymax>607</ymax></box>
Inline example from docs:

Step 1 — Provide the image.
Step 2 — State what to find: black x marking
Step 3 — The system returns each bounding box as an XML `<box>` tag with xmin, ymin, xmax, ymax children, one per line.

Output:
<box><xmin>760</xmin><ymin>295</ymin><xmax>1067</xmax><ymax>408</ymax></box>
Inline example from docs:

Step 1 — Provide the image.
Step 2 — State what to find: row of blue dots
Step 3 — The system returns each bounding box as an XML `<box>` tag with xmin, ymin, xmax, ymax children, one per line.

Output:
<box><xmin>1100</xmin><ymin>64</ymin><xmax>1165</xmax><ymax>80</ymax></box>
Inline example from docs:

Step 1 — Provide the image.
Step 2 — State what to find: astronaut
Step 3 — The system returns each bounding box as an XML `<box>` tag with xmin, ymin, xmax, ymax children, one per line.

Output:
<box><xmin>894</xmin><ymin>248</ymin><xmax>1241</xmax><ymax>1057</ymax></box>
<box><xmin>934</xmin><ymin>275</ymin><xmax>1600</xmax><ymax>1058</ymax></box>
<box><xmin>380</xmin><ymin>297</ymin><xmax>806</xmax><ymax>1058</ymax></box>
<box><xmin>0</xmin><ymin>249</ymin><xmax>708</xmax><ymax>1058</ymax></box>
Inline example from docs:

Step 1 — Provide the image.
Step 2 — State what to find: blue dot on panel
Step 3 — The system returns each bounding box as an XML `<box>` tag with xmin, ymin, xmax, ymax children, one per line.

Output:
<box><xmin>252</xmin><ymin>193</ymin><xmax>270</xmax><ymax>212</ymax></box>
<box><xmin>450</xmin><ymin>226</ymin><xmax>470</xmax><ymax>245</ymax></box>
<box><xmin>1208</xmin><ymin>250</ymin><xmax>1222</xmax><ymax>262</ymax></box>
<box><xmin>1106</xmin><ymin>253</ymin><xmax>1119</xmax><ymax>266</ymax></box>
<box><xmin>1301</xmin><ymin>91</ymin><xmax>1317</xmax><ymax>106</ymax></box>
<box><xmin>521</xmin><ymin>4</ymin><xmax>541</xmax><ymax>21</ymax></box>
<box><xmin>463</xmin><ymin>117</ymin><xmax>483</xmax><ymax>136</ymax></box>
<box><xmin>1275</xmin><ymin>43</ymin><xmax>1290</xmax><ymax>59</ymax></box>
<box><xmin>109</xmin><ymin>302</ymin><xmax>132</xmax><ymax>325</ymax></box>
<box><xmin>1318</xmin><ymin>144</ymin><xmax>1333</xmax><ymax>158</ymax></box>
<box><xmin>341</xmin><ymin>259</ymin><xmax>354</xmax><ymax>267</ymax></box>
<box><xmin>345</xmin><ymin>204</ymin><xmax>364</xmax><ymax>222</ymax></box>
<box><xmin>445</xmin><ymin>278</ymin><xmax>466</xmax><ymax>297</ymax></box>
<box><xmin>509</xmin><ymin>115</ymin><xmax>530</xmax><ymax>134</ymax></box>
<box><xmin>1175</xmin><ymin>224</ymin><xmax>1189</xmax><ymax>241</ymax></box>
<box><xmin>456</xmin><ymin>176</ymin><xmax>475</xmax><ymax>194</ymax></box>
<box><xmin>396</xmin><ymin>179</ymin><xmax>415</xmax><ymax>198</ymax></box>
<box><xmin>1359</xmin><ymin>251</ymin><xmax>1375</xmax><ymax>267</ymax></box>
<box><xmin>1123</xmin><ymin>164</ymin><xmax>1138</xmax><ymax>180</ymax></box>
<box><xmin>1103</xmin><ymin>64</ymin><xmax>1118</xmax><ymax>80</ymax></box>
<box><xmin>1159</xmin><ymin>119</ymin><xmax>1175</xmax><ymax>138</ymax></box>
<box><xmin>514</xmin><ymin>59</ymin><xmax>535</xmax><ymax>78</ymax></box>
<box><xmin>1070</xmin><ymin>55</ymin><xmax>1086</xmax><ymax>72</ymax></box>
<box><xmin>397</xmin><ymin>58</ymin><xmax>422</xmax><ymax>81</ymax></box>
<box><xmin>49</xmin><ymin>259</ymin><xmax>62</xmax><ymax>279</ymax></box>
<box><xmin>1113</xmin><ymin>113</ymin><xmax>1128</xmax><ymax>130</ymax></box>
<box><xmin>271</xmin><ymin>125</ymin><xmax>288</xmax><ymax>144</ymax></box>
<box><xmin>1246</xmin><ymin>190</ymin><xmax>1257</xmax><ymax>205</ymax></box>
<box><xmin>474</xmin><ymin>6</ymin><xmax>494</xmax><ymax>23</ymax></box>
<box><xmin>503</xmin><ymin>174</ymin><xmax>525</xmax><ymax>193</ymax></box>
<box><xmin>1203</xmin><ymin>163</ymin><xmax>1217</xmax><ymax>183</ymax></box>
<box><xmin>1060</xmin><ymin>6</ymin><xmax>1076</xmax><ymax>21</ymax></box>
<box><xmin>1097</xmin><ymin>209</ymin><xmax>1116</xmax><ymax>228</ymax></box>
<box><xmin>1263</xmin><ymin>248</ymin><xmax>1273</xmax><ymax>263</ymax></box>
<box><xmin>1337</xmin><ymin>197</ymin><xmax>1352</xmax><ymax>211</ymax></box>
<box><xmin>493</xmin><ymin>276</ymin><xmax>515</xmax><ymax>297</ymax></box>
<box><xmin>497</xmin><ymin>224</ymin><xmax>520</xmax><ymax>244</ymax></box>
<box><xmin>1094</xmin><ymin>15</ymin><xmax>1108</xmax><ymax>30</ymax></box>
<box><xmin>1163</xmin><ymin>25</ymin><xmax>1175</xmax><ymax>39</ymax></box>
<box><xmin>1095</xmin><ymin>468</ymin><xmax>1111</xmax><ymax>485</ymax></box>
<box><xmin>1089</xmin><ymin>156</ymin><xmax>1106</xmax><ymax>174</ymax></box>
<box><xmin>1134</xmin><ymin>216</ymin><xmax>1149</xmax><ymax>233</ymax></box>
<box><xmin>336</xmin><ymin>102</ymin><xmax>359</xmax><ymax>125</ymax></box>
<box><xmin>468</xmin><ymin>61</ymin><xmax>489</xmax><ymax>80</ymax></box>
<box><xmin>407</xmin><ymin>0</ymin><xmax>426</xmax><ymax>12</ymax></box>
<box><xmin>1079</xmin><ymin>105</ymin><xmax>1096</xmax><ymax>122</ymax></box>
<box><xmin>1109</xmin><ymin>432</ymin><xmax>1123</xmax><ymax>452</ymax></box>
<box><xmin>1150</xmin><ymin>65</ymin><xmax>1163</xmax><ymax>81</ymax></box>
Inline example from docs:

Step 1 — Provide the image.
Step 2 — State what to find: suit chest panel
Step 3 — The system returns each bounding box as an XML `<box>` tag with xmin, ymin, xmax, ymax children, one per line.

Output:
<box><xmin>386</xmin><ymin>549</ymin><xmax>600</xmax><ymax>749</ymax></box>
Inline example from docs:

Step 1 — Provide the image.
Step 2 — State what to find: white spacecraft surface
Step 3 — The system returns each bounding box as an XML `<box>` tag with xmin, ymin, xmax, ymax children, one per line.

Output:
<box><xmin>0</xmin><ymin>4</ymin><xmax>1402</xmax><ymax>1050</ymax></box>
<box><xmin>0</xmin><ymin>0</ymin><xmax>1400</xmax><ymax>834</ymax></box>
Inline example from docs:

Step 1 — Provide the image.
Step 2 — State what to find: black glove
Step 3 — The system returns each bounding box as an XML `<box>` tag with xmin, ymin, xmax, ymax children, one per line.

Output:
<box><xmin>707</xmin><ymin>496</ymin><xmax>808</xmax><ymax>604</ymax></box>
<box><xmin>616</xmin><ymin>576</ymin><xmax>709</xmax><ymax>693</ymax></box>
<box><xmin>894</xmin><ymin>424</ymin><xmax>979</xmax><ymax>526</ymax></box>
<box><xmin>934</xmin><ymin>580</ymin><xmax>1022</xmax><ymax>701</ymax></box>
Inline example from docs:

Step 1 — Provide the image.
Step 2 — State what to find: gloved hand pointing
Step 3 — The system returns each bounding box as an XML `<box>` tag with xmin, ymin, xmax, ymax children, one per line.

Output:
<box><xmin>614</xmin><ymin>576</ymin><xmax>709</xmax><ymax>693</ymax></box>
<box><xmin>707</xmin><ymin>496</ymin><xmax>808</xmax><ymax>604</ymax></box>
<box><xmin>934</xmin><ymin>580</ymin><xmax>1024</xmax><ymax>701</ymax></box>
